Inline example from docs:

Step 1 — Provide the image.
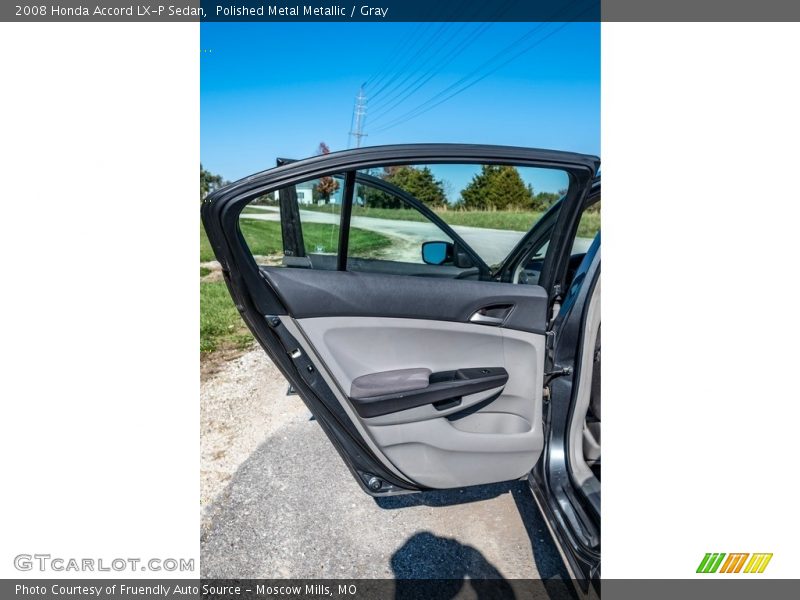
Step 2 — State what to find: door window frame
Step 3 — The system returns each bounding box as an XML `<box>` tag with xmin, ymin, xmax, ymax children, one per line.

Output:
<box><xmin>204</xmin><ymin>145</ymin><xmax>598</xmax><ymax>317</ymax></box>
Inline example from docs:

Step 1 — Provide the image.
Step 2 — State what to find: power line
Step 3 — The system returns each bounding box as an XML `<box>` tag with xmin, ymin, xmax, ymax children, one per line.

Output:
<box><xmin>364</xmin><ymin>23</ymin><xmax>437</xmax><ymax>95</ymax></box>
<box><xmin>367</xmin><ymin>0</ymin><xmax>515</xmax><ymax>117</ymax></box>
<box><xmin>356</xmin><ymin>0</ymin><xmax>595</xmax><ymax>139</ymax></box>
<box><xmin>367</xmin><ymin>22</ymin><xmax>466</xmax><ymax>111</ymax></box>
<box><xmin>367</xmin><ymin>22</ymin><xmax>493</xmax><ymax>122</ymax></box>
<box><xmin>362</xmin><ymin>22</ymin><xmax>428</xmax><ymax>90</ymax></box>
<box><xmin>364</xmin><ymin>0</ymin><xmax>467</xmax><ymax>96</ymax></box>
<box><xmin>369</xmin><ymin>16</ymin><xmax>587</xmax><ymax>134</ymax></box>
<box><xmin>368</xmin><ymin>22</ymin><xmax>454</xmax><ymax>103</ymax></box>
<box><xmin>368</xmin><ymin>21</ymin><xmax>552</xmax><ymax>129</ymax></box>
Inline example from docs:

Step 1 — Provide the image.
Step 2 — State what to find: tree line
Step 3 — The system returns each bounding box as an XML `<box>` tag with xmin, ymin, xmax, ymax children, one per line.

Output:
<box><xmin>200</xmin><ymin>164</ymin><xmax>227</xmax><ymax>200</ymax></box>
<box><xmin>201</xmin><ymin>155</ymin><xmax>565</xmax><ymax>211</ymax></box>
<box><xmin>361</xmin><ymin>164</ymin><xmax>563</xmax><ymax>212</ymax></box>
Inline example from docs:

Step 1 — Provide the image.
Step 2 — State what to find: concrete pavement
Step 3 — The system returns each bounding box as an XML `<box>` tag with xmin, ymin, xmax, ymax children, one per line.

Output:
<box><xmin>201</xmin><ymin>348</ymin><xmax>572</xmax><ymax>587</ymax></box>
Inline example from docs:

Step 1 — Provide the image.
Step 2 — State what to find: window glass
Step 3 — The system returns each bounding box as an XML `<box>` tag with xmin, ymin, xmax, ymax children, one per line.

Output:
<box><xmin>517</xmin><ymin>195</ymin><xmax>600</xmax><ymax>286</ymax></box>
<box><xmin>356</xmin><ymin>163</ymin><xmax>569</xmax><ymax>270</ymax></box>
<box><xmin>349</xmin><ymin>174</ymin><xmax>455</xmax><ymax>266</ymax></box>
<box><xmin>239</xmin><ymin>174</ymin><xmax>345</xmax><ymax>269</ymax></box>
<box><xmin>239</xmin><ymin>162</ymin><xmax>575</xmax><ymax>280</ymax></box>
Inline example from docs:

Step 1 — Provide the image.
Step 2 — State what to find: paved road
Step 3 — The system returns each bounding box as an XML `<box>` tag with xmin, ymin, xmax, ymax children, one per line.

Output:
<box><xmin>201</xmin><ymin>349</ymin><xmax>572</xmax><ymax>590</ymax></box>
<box><xmin>242</xmin><ymin>207</ymin><xmax>525</xmax><ymax>266</ymax></box>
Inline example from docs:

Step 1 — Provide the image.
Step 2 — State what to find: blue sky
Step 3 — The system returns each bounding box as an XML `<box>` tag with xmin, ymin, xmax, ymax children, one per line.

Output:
<box><xmin>201</xmin><ymin>22</ymin><xmax>599</xmax><ymax>183</ymax></box>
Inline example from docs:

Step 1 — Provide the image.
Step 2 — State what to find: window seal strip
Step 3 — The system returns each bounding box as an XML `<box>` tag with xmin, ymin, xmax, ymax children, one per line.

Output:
<box><xmin>337</xmin><ymin>170</ymin><xmax>356</xmax><ymax>271</ymax></box>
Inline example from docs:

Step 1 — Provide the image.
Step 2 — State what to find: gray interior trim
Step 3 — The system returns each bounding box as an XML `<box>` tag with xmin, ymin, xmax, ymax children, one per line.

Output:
<box><xmin>583</xmin><ymin>422</ymin><xmax>601</xmax><ymax>465</ymax></box>
<box><xmin>349</xmin><ymin>367</ymin><xmax>509</xmax><ymax>418</ymax></box>
<box><xmin>262</xmin><ymin>267</ymin><xmax>549</xmax><ymax>334</ymax></box>
<box><xmin>567</xmin><ymin>276</ymin><xmax>601</xmax><ymax>513</ymax></box>
<box><xmin>364</xmin><ymin>386</ymin><xmax>504</xmax><ymax>426</ymax></box>
<box><xmin>351</xmin><ymin>368</ymin><xmax>432</xmax><ymax>399</ymax></box>
<box><xmin>297</xmin><ymin>316</ymin><xmax>545</xmax><ymax>488</ymax></box>
<box><xmin>277</xmin><ymin>316</ymin><xmax>411</xmax><ymax>483</ymax></box>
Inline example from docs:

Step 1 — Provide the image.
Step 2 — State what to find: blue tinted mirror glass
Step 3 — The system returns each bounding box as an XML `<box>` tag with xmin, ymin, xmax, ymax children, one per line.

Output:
<box><xmin>422</xmin><ymin>241</ymin><xmax>449</xmax><ymax>265</ymax></box>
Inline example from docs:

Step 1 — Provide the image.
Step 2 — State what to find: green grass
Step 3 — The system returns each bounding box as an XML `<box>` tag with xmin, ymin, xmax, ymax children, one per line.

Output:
<box><xmin>237</xmin><ymin>219</ymin><xmax>285</xmax><ymax>255</ymax></box>
<box><xmin>241</xmin><ymin>206</ymin><xmax>276</xmax><ymax>214</ymax></box>
<box><xmin>304</xmin><ymin>204</ymin><xmax>543</xmax><ymax>232</ymax></box>
<box><xmin>577</xmin><ymin>211</ymin><xmax>601</xmax><ymax>238</ymax></box>
<box><xmin>200</xmin><ymin>224</ymin><xmax>215</xmax><ymax>262</ymax></box>
<box><xmin>304</xmin><ymin>203</ymin><xmax>601</xmax><ymax>237</ymax></box>
<box><xmin>202</xmin><ymin>218</ymin><xmax>391</xmax><ymax>260</ymax></box>
<box><xmin>439</xmin><ymin>211</ymin><xmax>542</xmax><ymax>231</ymax></box>
<box><xmin>304</xmin><ymin>204</ymin><xmax>425</xmax><ymax>222</ymax></box>
<box><xmin>200</xmin><ymin>219</ymin><xmax>391</xmax><ymax>355</ymax></box>
<box><xmin>238</xmin><ymin>218</ymin><xmax>391</xmax><ymax>256</ymax></box>
<box><xmin>200</xmin><ymin>281</ymin><xmax>252</xmax><ymax>353</ymax></box>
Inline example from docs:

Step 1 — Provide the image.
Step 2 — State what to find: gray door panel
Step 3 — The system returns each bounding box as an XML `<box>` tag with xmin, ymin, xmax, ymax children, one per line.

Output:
<box><xmin>296</xmin><ymin>316</ymin><xmax>545</xmax><ymax>488</ymax></box>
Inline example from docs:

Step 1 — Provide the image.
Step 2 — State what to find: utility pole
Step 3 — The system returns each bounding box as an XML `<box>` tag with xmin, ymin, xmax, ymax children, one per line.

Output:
<box><xmin>349</xmin><ymin>87</ymin><xmax>367</xmax><ymax>148</ymax></box>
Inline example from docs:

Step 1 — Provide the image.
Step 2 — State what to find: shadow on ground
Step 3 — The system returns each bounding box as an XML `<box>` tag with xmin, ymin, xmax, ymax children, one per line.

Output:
<box><xmin>382</xmin><ymin>484</ymin><xmax>577</xmax><ymax>599</ymax></box>
<box><xmin>201</xmin><ymin>418</ymin><xmax>577</xmax><ymax>598</ymax></box>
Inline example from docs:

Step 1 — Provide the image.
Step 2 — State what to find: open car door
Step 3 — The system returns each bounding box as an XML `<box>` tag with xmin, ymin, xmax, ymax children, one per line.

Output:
<box><xmin>202</xmin><ymin>144</ymin><xmax>599</xmax><ymax>495</ymax></box>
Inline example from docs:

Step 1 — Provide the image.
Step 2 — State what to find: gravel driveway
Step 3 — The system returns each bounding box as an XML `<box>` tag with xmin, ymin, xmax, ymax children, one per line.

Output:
<box><xmin>201</xmin><ymin>347</ymin><xmax>571</xmax><ymax>586</ymax></box>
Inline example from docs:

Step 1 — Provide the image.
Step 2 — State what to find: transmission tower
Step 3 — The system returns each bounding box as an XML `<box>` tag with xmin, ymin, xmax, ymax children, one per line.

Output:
<box><xmin>349</xmin><ymin>87</ymin><xmax>368</xmax><ymax>148</ymax></box>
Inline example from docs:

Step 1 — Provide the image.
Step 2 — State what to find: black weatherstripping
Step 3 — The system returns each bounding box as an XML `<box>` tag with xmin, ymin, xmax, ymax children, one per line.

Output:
<box><xmin>337</xmin><ymin>171</ymin><xmax>356</xmax><ymax>271</ymax></box>
<box><xmin>261</xmin><ymin>267</ymin><xmax>549</xmax><ymax>334</ymax></box>
<box><xmin>350</xmin><ymin>367</ymin><xmax>508</xmax><ymax>418</ymax></box>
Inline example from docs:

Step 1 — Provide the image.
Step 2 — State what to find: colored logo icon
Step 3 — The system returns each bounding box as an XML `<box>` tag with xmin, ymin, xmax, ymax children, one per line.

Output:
<box><xmin>697</xmin><ymin>553</ymin><xmax>772</xmax><ymax>573</ymax></box>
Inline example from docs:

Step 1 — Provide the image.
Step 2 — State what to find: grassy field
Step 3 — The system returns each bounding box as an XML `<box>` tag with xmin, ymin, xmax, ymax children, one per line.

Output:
<box><xmin>200</xmin><ymin>224</ymin><xmax>216</xmax><ymax>262</ymax></box>
<box><xmin>202</xmin><ymin>219</ymin><xmax>391</xmax><ymax>260</ymax></box>
<box><xmin>241</xmin><ymin>206</ymin><xmax>275</xmax><ymax>215</ymax></box>
<box><xmin>303</xmin><ymin>203</ymin><xmax>540</xmax><ymax>230</ymax></box>
<box><xmin>303</xmin><ymin>204</ymin><xmax>601</xmax><ymax>237</ymax></box>
<box><xmin>200</xmin><ymin>219</ymin><xmax>391</xmax><ymax>355</ymax></box>
<box><xmin>200</xmin><ymin>280</ymin><xmax>252</xmax><ymax>354</ymax></box>
<box><xmin>239</xmin><ymin>218</ymin><xmax>391</xmax><ymax>256</ymax></box>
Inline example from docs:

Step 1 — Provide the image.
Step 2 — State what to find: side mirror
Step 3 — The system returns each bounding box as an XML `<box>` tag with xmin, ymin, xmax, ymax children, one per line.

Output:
<box><xmin>421</xmin><ymin>241</ymin><xmax>452</xmax><ymax>265</ymax></box>
<box><xmin>422</xmin><ymin>241</ymin><xmax>475</xmax><ymax>268</ymax></box>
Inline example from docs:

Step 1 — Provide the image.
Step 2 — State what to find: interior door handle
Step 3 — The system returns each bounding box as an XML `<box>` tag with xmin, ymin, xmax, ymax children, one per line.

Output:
<box><xmin>470</xmin><ymin>312</ymin><xmax>504</xmax><ymax>325</ymax></box>
<box><xmin>469</xmin><ymin>304</ymin><xmax>513</xmax><ymax>326</ymax></box>
<box><xmin>349</xmin><ymin>367</ymin><xmax>509</xmax><ymax>418</ymax></box>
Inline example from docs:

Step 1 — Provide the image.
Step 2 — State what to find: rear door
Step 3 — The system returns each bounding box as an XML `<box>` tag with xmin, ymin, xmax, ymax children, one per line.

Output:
<box><xmin>202</xmin><ymin>144</ymin><xmax>598</xmax><ymax>495</ymax></box>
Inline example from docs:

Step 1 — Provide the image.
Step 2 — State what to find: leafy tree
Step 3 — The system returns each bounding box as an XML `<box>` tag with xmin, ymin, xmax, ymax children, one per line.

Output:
<box><xmin>532</xmin><ymin>191</ymin><xmax>562</xmax><ymax>211</ymax></box>
<box><xmin>390</xmin><ymin>166</ymin><xmax>448</xmax><ymax>208</ymax></box>
<box><xmin>314</xmin><ymin>142</ymin><xmax>339</xmax><ymax>204</ymax></box>
<box><xmin>459</xmin><ymin>165</ymin><xmax>534</xmax><ymax>210</ymax></box>
<box><xmin>200</xmin><ymin>164</ymin><xmax>224</xmax><ymax>200</ymax></box>
<box><xmin>361</xmin><ymin>166</ymin><xmax>448</xmax><ymax>209</ymax></box>
<box><xmin>359</xmin><ymin>170</ymin><xmax>402</xmax><ymax>209</ymax></box>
